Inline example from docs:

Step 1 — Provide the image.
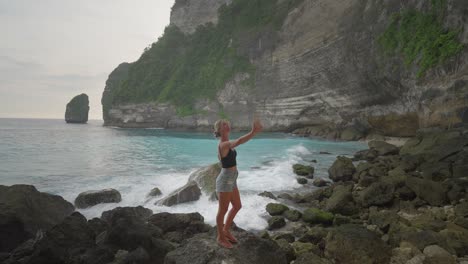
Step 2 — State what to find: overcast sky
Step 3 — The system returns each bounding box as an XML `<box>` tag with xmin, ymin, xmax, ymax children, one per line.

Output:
<box><xmin>0</xmin><ymin>0</ymin><xmax>174</xmax><ymax>120</ymax></box>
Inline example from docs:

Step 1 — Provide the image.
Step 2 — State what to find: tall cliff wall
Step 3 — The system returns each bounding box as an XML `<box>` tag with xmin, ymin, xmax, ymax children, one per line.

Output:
<box><xmin>101</xmin><ymin>0</ymin><xmax>468</xmax><ymax>137</ymax></box>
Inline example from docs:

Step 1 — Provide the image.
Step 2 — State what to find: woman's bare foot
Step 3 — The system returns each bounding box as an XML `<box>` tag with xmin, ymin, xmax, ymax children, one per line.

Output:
<box><xmin>223</xmin><ymin>230</ymin><xmax>238</xmax><ymax>243</ymax></box>
<box><xmin>217</xmin><ymin>237</ymin><xmax>233</xmax><ymax>249</ymax></box>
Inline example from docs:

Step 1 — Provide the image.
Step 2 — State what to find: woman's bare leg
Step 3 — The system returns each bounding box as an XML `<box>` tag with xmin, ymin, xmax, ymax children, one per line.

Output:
<box><xmin>223</xmin><ymin>187</ymin><xmax>242</xmax><ymax>242</ymax></box>
<box><xmin>216</xmin><ymin>191</ymin><xmax>233</xmax><ymax>248</ymax></box>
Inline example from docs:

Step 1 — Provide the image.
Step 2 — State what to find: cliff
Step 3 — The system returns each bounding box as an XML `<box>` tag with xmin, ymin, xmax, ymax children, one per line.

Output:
<box><xmin>101</xmin><ymin>0</ymin><xmax>468</xmax><ymax>137</ymax></box>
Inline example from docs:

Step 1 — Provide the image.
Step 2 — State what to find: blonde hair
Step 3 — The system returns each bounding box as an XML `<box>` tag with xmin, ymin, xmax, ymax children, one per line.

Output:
<box><xmin>213</xmin><ymin>119</ymin><xmax>229</xmax><ymax>138</ymax></box>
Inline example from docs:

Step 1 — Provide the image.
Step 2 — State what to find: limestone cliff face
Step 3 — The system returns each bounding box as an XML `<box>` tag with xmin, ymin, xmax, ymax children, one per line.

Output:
<box><xmin>102</xmin><ymin>0</ymin><xmax>468</xmax><ymax>137</ymax></box>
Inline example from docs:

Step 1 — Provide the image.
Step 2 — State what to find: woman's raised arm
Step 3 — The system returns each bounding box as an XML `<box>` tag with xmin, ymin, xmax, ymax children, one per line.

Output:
<box><xmin>225</xmin><ymin>118</ymin><xmax>262</xmax><ymax>149</ymax></box>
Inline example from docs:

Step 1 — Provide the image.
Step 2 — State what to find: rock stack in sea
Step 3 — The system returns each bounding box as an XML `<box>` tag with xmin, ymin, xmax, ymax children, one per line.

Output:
<box><xmin>65</xmin><ymin>93</ymin><xmax>90</xmax><ymax>123</ymax></box>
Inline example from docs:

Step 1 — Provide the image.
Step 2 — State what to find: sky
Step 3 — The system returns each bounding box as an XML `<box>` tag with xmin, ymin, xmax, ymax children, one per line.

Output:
<box><xmin>0</xmin><ymin>0</ymin><xmax>175</xmax><ymax>120</ymax></box>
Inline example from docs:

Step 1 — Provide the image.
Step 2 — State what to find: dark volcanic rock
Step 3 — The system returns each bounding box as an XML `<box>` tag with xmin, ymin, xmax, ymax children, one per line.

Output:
<box><xmin>358</xmin><ymin>181</ymin><xmax>395</xmax><ymax>207</ymax></box>
<box><xmin>266</xmin><ymin>203</ymin><xmax>290</xmax><ymax>216</ymax></box>
<box><xmin>164</xmin><ymin>228</ymin><xmax>288</xmax><ymax>264</ymax></box>
<box><xmin>100</xmin><ymin>206</ymin><xmax>174</xmax><ymax>263</ymax></box>
<box><xmin>258</xmin><ymin>191</ymin><xmax>277</xmax><ymax>200</ymax></box>
<box><xmin>268</xmin><ymin>216</ymin><xmax>286</xmax><ymax>230</ymax></box>
<box><xmin>368</xmin><ymin>140</ymin><xmax>399</xmax><ymax>156</ymax></box>
<box><xmin>328</xmin><ymin>156</ymin><xmax>356</xmax><ymax>182</ymax></box>
<box><xmin>405</xmin><ymin>177</ymin><xmax>448</xmax><ymax>206</ymax></box>
<box><xmin>147</xmin><ymin>187</ymin><xmax>163</xmax><ymax>197</ymax></box>
<box><xmin>148</xmin><ymin>212</ymin><xmax>210</xmax><ymax>242</ymax></box>
<box><xmin>292</xmin><ymin>164</ymin><xmax>315</xmax><ymax>178</ymax></box>
<box><xmin>0</xmin><ymin>184</ymin><xmax>75</xmax><ymax>253</ymax></box>
<box><xmin>325</xmin><ymin>224</ymin><xmax>391</xmax><ymax>264</ymax></box>
<box><xmin>5</xmin><ymin>212</ymin><xmax>97</xmax><ymax>264</ymax></box>
<box><xmin>74</xmin><ymin>188</ymin><xmax>122</xmax><ymax>209</ymax></box>
<box><xmin>65</xmin><ymin>93</ymin><xmax>89</xmax><ymax>123</ymax></box>
<box><xmin>156</xmin><ymin>181</ymin><xmax>201</xmax><ymax>206</ymax></box>
<box><xmin>325</xmin><ymin>184</ymin><xmax>357</xmax><ymax>216</ymax></box>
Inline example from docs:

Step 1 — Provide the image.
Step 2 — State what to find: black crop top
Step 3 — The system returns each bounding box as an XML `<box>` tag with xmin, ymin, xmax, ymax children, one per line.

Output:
<box><xmin>219</xmin><ymin>145</ymin><xmax>237</xmax><ymax>168</ymax></box>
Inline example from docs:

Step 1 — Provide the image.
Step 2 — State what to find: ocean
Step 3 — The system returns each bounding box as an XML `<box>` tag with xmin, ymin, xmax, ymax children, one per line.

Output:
<box><xmin>0</xmin><ymin>118</ymin><xmax>367</xmax><ymax>231</ymax></box>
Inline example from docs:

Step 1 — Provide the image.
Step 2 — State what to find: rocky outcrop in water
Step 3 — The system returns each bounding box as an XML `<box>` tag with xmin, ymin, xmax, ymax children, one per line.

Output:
<box><xmin>65</xmin><ymin>93</ymin><xmax>89</xmax><ymax>124</ymax></box>
<box><xmin>102</xmin><ymin>0</ymin><xmax>468</xmax><ymax>138</ymax></box>
<box><xmin>74</xmin><ymin>188</ymin><xmax>122</xmax><ymax>209</ymax></box>
<box><xmin>0</xmin><ymin>185</ymin><xmax>75</xmax><ymax>253</ymax></box>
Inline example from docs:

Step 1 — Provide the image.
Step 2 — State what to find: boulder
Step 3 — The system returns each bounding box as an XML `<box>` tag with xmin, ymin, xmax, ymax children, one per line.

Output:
<box><xmin>302</xmin><ymin>208</ymin><xmax>333</xmax><ymax>225</ymax></box>
<box><xmin>0</xmin><ymin>184</ymin><xmax>75</xmax><ymax>253</ymax></box>
<box><xmin>439</xmin><ymin>223</ymin><xmax>468</xmax><ymax>257</ymax></box>
<box><xmin>148</xmin><ymin>212</ymin><xmax>207</xmax><ymax>234</ymax></box>
<box><xmin>65</xmin><ymin>93</ymin><xmax>89</xmax><ymax>123</ymax></box>
<box><xmin>405</xmin><ymin>177</ymin><xmax>448</xmax><ymax>206</ymax></box>
<box><xmin>297</xmin><ymin>177</ymin><xmax>308</xmax><ymax>184</ymax></box>
<box><xmin>400</xmin><ymin>130</ymin><xmax>468</xmax><ymax>162</ymax></box>
<box><xmin>4</xmin><ymin>212</ymin><xmax>98</xmax><ymax>264</ymax></box>
<box><xmin>368</xmin><ymin>209</ymin><xmax>399</xmax><ymax>233</ymax></box>
<box><xmin>368</xmin><ymin>140</ymin><xmax>399</xmax><ymax>156</ymax></box>
<box><xmin>313</xmin><ymin>178</ymin><xmax>329</xmax><ymax>187</ymax></box>
<box><xmin>420</xmin><ymin>161</ymin><xmax>452</xmax><ymax>181</ymax></box>
<box><xmin>101</xmin><ymin>206</ymin><xmax>153</xmax><ymax>225</ymax></box>
<box><xmin>266</xmin><ymin>203</ymin><xmax>290</xmax><ymax>216</ymax></box>
<box><xmin>147</xmin><ymin>187</ymin><xmax>162</xmax><ymax>197</ymax></box>
<box><xmin>188</xmin><ymin>163</ymin><xmax>221</xmax><ymax>195</ymax></box>
<box><xmin>298</xmin><ymin>226</ymin><xmax>328</xmax><ymax>244</ymax></box>
<box><xmin>275</xmin><ymin>239</ymin><xmax>295</xmax><ymax>263</ymax></box>
<box><xmin>75</xmin><ymin>188</ymin><xmax>122</xmax><ymax>209</ymax></box>
<box><xmin>291</xmin><ymin>241</ymin><xmax>320</xmax><ymax>256</ymax></box>
<box><xmin>325</xmin><ymin>184</ymin><xmax>356</xmax><ymax>216</ymax></box>
<box><xmin>293</xmin><ymin>164</ymin><xmax>315</xmax><ymax>178</ymax></box>
<box><xmin>340</xmin><ymin>126</ymin><xmax>364</xmax><ymax>141</ymax></box>
<box><xmin>325</xmin><ymin>224</ymin><xmax>391</xmax><ymax>264</ymax></box>
<box><xmin>451</xmin><ymin>150</ymin><xmax>468</xmax><ymax>178</ymax></box>
<box><xmin>156</xmin><ymin>181</ymin><xmax>201</xmax><ymax>206</ymax></box>
<box><xmin>423</xmin><ymin>245</ymin><xmax>456</xmax><ymax>264</ymax></box>
<box><xmin>100</xmin><ymin>207</ymin><xmax>174</xmax><ymax>262</ymax></box>
<box><xmin>284</xmin><ymin>209</ymin><xmax>302</xmax><ymax>222</ymax></box>
<box><xmin>328</xmin><ymin>156</ymin><xmax>356</xmax><ymax>182</ymax></box>
<box><xmin>164</xmin><ymin>228</ymin><xmax>288</xmax><ymax>264</ymax></box>
<box><xmin>258</xmin><ymin>191</ymin><xmax>277</xmax><ymax>200</ymax></box>
<box><xmin>358</xmin><ymin>181</ymin><xmax>395</xmax><ymax>207</ymax></box>
<box><xmin>268</xmin><ymin>216</ymin><xmax>286</xmax><ymax>230</ymax></box>
<box><xmin>273</xmin><ymin>233</ymin><xmax>295</xmax><ymax>243</ymax></box>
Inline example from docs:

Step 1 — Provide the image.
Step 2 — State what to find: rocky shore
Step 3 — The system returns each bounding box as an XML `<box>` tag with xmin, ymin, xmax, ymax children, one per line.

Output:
<box><xmin>1</xmin><ymin>125</ymin><xmax>467</xmax><ymax>263</ymax></box>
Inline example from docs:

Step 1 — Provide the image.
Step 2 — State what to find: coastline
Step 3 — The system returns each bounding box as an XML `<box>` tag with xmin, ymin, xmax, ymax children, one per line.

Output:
<box><xmin>1</xmin><ymin>125</ymin><xmax>467</xmax><ymax>263</ymax></box>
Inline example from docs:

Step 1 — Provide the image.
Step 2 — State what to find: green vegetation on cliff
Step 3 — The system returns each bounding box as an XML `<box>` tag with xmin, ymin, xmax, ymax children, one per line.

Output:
<box><xmin>110</xmin><ymin>0</ymin><xmax>303</xmax><ymax>116</ymax></box>
<box><xmin>378</xmin><ymin>0</ymin><xmax>464</xmax><ymax>77</ymax></box>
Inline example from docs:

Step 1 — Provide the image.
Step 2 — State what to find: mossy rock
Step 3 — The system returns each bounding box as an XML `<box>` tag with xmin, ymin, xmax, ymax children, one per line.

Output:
<box><xmin>293</xmin><ymin>164</ymin><xmax>315</xmax><ymax>178</ymax></box>
<box><xmin>297</xmin><ymin>177</ymin><xmax>308</xmax><ymax>184</ymax></box>
<box><xmin>302</xmin><ymin>208</ymin><xmax>334</xmax><ymax>225</ymax></box>
<box><xmin>273</xmin><ymin>233</ymin><xmax>295</xmax><ymax>243</ymax></box>
<box><xmin>284</xmin><ymin>209</ymin><xmax>302</xmax><ymax>222</ymax></box>
<box><xmin>292</xmin><ymin>241</ymin><xmax>320</xmax><ymax>256</ymax></box>
<box><xmin>268</xmin><ymin>216</ymin><xmax>286</xmax><ymax>230</ymax></box>
<box><xmin>328</xmin><ymin>156</ymin><xmax>356</xmax><ymax>182</ymax></box>
<box><xmin>266</xmin><ymin>203</ymin><xmax>290</xmax><ymax>216</ymax></box>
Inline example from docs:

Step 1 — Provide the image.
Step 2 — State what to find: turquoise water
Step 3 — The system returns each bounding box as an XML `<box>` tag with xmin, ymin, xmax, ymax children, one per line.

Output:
<box><xmin>0</xmin><ymin>118</ymin><xmax>367</xmax><ymax>230</ymax></box>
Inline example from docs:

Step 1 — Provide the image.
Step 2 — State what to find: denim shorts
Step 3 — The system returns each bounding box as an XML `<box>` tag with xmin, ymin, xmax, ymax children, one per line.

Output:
<box><xmin>216</xmin><ymin>168</ymin><xmax>238</xmax><ymax>192</ymax></box>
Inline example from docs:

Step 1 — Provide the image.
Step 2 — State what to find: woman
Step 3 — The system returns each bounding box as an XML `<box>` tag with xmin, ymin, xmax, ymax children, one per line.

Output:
<box><xmin>213</xmin><ymin>117</ymin><xmax>263</xmax><ymax>249</ymax></box>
